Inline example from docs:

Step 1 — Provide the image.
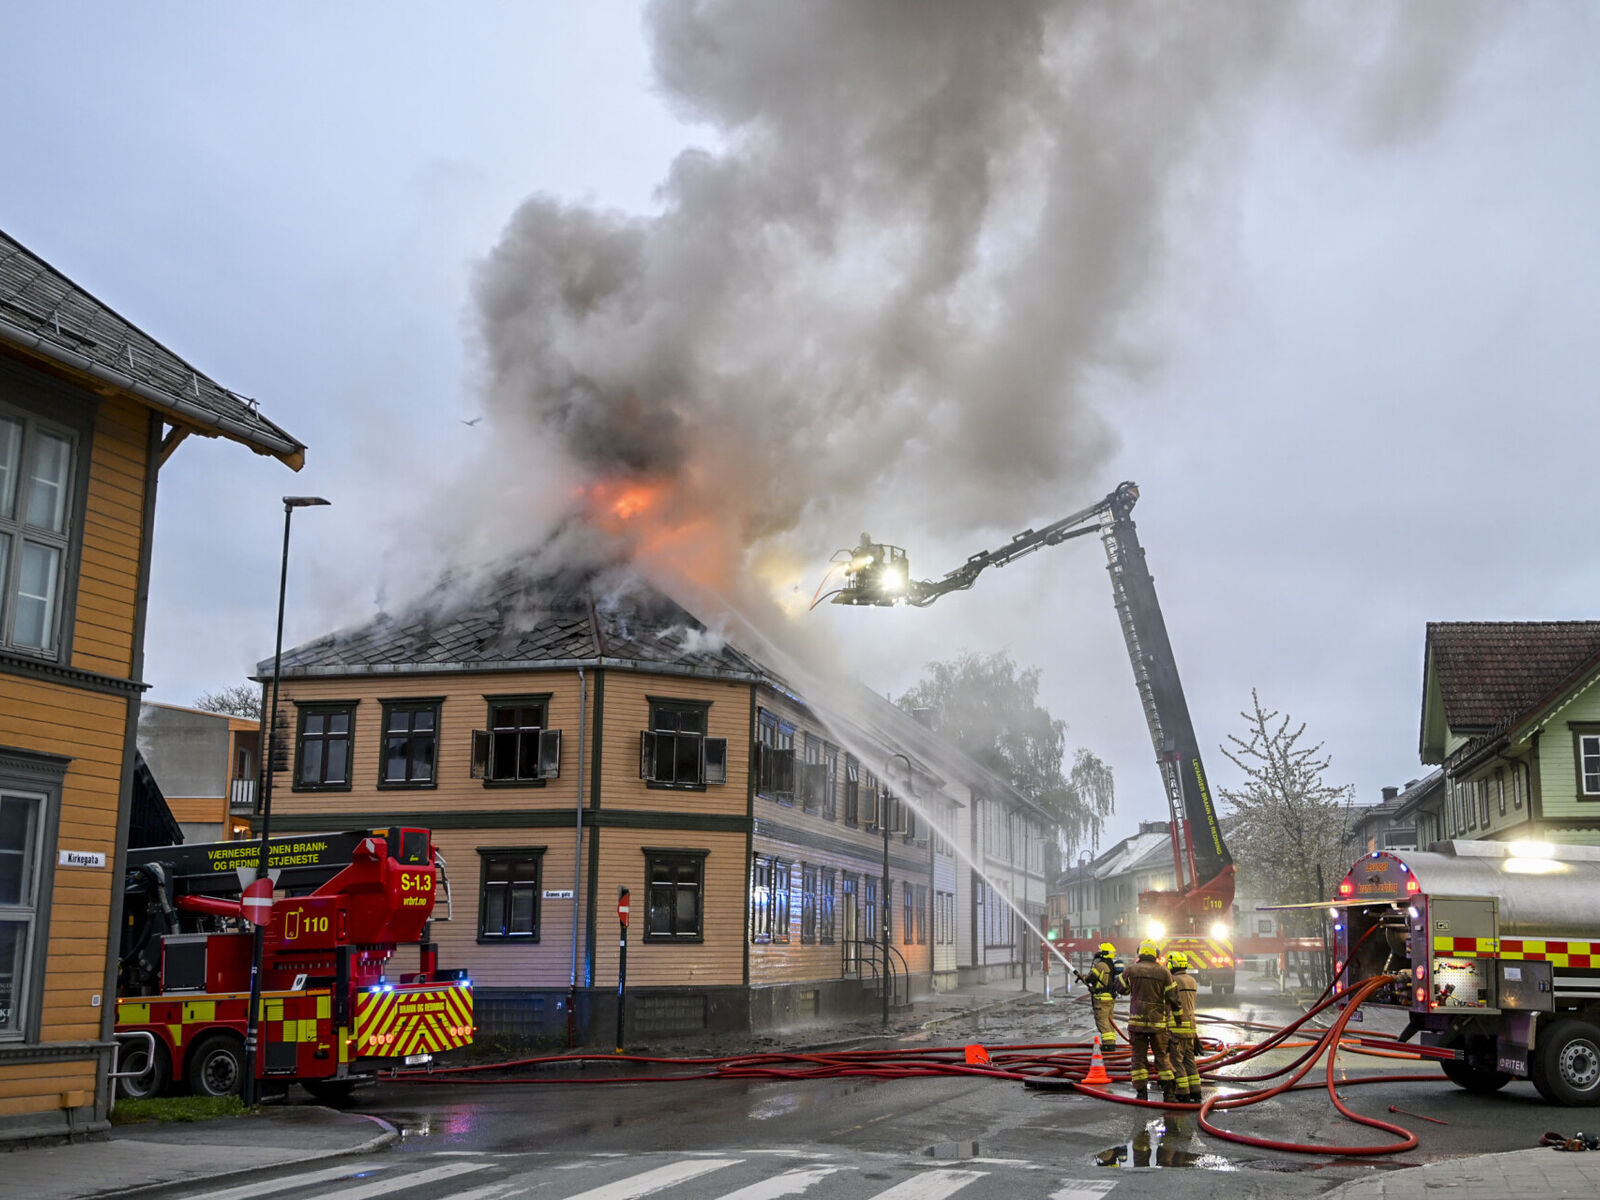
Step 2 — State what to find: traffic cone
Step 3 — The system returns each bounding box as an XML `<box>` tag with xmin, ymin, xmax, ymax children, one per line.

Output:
<box><xmin>1082</xmin><ymin>1033</ymin><xmax>1112</xmax><ymax>1086</ymax></box>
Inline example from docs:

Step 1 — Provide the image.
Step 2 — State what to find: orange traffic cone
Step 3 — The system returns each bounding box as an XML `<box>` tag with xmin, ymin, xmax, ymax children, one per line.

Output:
<box><xmin>1082</xmin><ymin>1033</ymin><xmax>1112</xmax><ymax>1086</ymax></box>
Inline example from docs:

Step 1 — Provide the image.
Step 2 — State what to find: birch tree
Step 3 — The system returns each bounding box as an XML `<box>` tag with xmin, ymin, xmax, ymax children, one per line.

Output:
<box><xmin>1219</xmin><ymin>690</ymin><xmax>1356</xmax><ymax>934</ymax></box>
<box><xmin>193</xmin><ymin>683</ymin><xmax>262</xmax><ymax>720</ymax></box>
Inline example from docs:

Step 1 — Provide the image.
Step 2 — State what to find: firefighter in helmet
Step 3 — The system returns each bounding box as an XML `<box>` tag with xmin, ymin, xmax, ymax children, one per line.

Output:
<box><xmin>1124</xmin><ymin>940</ymin><xmax>1177</xmax><ymax>1101</ymax></box>
<box><xmin>1087</xmin><ymin>942</ymin><xmax>1125</xmax><ymax>1051</ymax></box>
<box><xmin>1166</xmin><ymin>950</ymin><xmax>1201</xmax><ymax>1102</ymax></box>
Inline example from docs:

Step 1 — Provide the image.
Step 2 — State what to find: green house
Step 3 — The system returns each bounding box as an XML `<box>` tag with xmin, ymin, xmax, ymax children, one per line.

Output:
<box><xmin>1418</xmin><ymin>622</ymin><xmax>1600</xmax><ymax>845</ymax></box>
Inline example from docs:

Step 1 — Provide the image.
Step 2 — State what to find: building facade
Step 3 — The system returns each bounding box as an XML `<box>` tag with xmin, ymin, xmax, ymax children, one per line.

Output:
<box><xmin>0</xmin><ymin>229</ymin><xmax>302</xmax><ymax>1140</ymax></box>
<box><xmin>136</xmin><ymin>702</ymin><xmax>261</xmax><ymax>843</ymax></box>
<box><xmin>258</xmin><ymin>569</ymin><xmax>1046</xmax><ymax>1042</ymax></box>
<box><xmin>1419</xmin><ymin>622</ymin><xmax>1600</xmax><ymax>847</ymax></box>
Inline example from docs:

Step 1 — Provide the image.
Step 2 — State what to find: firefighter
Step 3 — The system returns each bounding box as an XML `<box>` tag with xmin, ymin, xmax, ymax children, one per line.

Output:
<box><xmin>1166</xmin><ymin>950</ymin><xmax>1201</xmax><ymax>1103</ymax></box>
<box><xmin>1123</xmin><ymin>940</ymin><xmax>1176</xmax><ymax>1101</ymax></box>
<box><xmin>1087</xmin><ymin>942</ymin><xmax>1125</xmax><ymax>1051</ymax></box>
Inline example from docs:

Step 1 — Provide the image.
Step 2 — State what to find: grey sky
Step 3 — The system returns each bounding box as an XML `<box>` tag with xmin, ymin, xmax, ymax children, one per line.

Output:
<box><xmin>4</xmin><ymin>4</ymin><xmax>1596</xmax><ymax>851</ymax></box>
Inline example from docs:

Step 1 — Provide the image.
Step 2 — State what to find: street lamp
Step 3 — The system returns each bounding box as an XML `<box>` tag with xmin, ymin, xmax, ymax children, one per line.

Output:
<box><xmin>242</xmin><ymin>496</ymin><xmax>329</xmax><ymax>1104</ymax></box>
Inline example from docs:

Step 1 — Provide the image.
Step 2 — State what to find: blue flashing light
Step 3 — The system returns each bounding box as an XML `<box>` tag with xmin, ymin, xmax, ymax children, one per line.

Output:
<box><xmin>1399</xmin><ymin>863</ymin><xmax>1410</xmax><ymax>872</ymax></box>
<box><xmin>1371</xmin><ymin>851</ymin><xmax>1380</xmax><ymax>859</ymax></box>
<box><xmin>1334</xmin><ymin>923</ymin><xmax>1344</xmax><ymax>932</ymax></box>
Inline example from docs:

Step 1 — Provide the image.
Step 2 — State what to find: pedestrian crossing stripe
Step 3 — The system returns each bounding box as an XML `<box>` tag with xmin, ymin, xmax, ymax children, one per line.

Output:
<box><xmin>1432</xmin><ymin>936</ymin><xmax>1597</xmax><ymax>968</ymax></box>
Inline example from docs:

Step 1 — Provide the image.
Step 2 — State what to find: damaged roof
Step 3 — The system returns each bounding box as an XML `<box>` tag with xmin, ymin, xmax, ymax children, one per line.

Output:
<box><xmin>0</xmin><ymin>228</ymin><xmax>305</xmax><ymax>469</ymax></box>
<box><xmin>263</xmin><ymin>561</ymin><xmax>765</xmax><ymax>681</ymax></box>
<box><xmin>1421</xmin><ymin>621</ymin><xmax>1600</xmax><ymax>760</ymax></box>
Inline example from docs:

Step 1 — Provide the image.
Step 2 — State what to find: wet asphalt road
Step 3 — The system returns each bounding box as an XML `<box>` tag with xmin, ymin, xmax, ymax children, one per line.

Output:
<box><xmin>149</xmin><ymin>979</ymin><xmax>1592</xmax><ymax>1200</ymax></box>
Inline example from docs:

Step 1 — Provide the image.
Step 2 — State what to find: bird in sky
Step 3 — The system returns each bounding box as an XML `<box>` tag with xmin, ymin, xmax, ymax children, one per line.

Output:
<box><xmin>460</xmin><ymin>416</ymin><xmax>482</xmax><ymax>427</ymax></box>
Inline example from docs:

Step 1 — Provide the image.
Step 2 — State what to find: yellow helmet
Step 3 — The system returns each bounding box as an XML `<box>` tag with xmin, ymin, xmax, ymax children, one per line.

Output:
<box><xmin>1167</xmin><ymin>951</ymin><xmax>1190</xmax><ymax>970</ymax></box>
<box><xmin>1097</xmin><ymin>942</ymin><xmax>1117</xmax><ymax>957</ymax></box>
<box><xmin>1138</xmin><ymin>940</ymin><xmax>1161</xmax><ymax>959</ymax></box>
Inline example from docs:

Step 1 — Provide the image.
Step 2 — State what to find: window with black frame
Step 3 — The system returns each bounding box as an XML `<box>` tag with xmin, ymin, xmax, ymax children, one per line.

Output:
<box><xmin>756</xmin><ymin>709</ymin><xmax>795</xmax><ymax>802</ymax></box>
<box><xmin>0</xmin><ymin>404</ymin><xmax>78</xmax><ymax>659</ymax></box>
<box><xmin>640</xmin><ymin>700</ymin><xmax>724</xmax><ymax>788</ymax></box>
<box><xmin>801</xmin><ymin>863</ymin><xmax>818</xmax><ymax>943</ymax></box>
<box><xmin>381</xmin><ymin>700</ymin><xmax>439</xmax><ymax>786</ymax></box>
<box><xmin>0</xmin><ymin>790</ymin><xmax>42</xmax><ymax>1035</ymax></box>
<box><xmin>819</xmin><ymin>868</ymin><xmax>836</xmax><ymax>944</ymax></box>
<box><xmin>644</xmin><ymin>849</ymin><xmax>706</xmax><ymax>941</ymax></box>
<box><xmin>844</xmin><ymin>756</ymin><xmax>859</xmax><ymax>825</ymax></box>
<box><xmin>478</xmin><ymin>848</ymin><xmax>543</xmax><ymax>941</ymax></box>
<box><xmin>903</xmin><ymin>882</ymin><xmax>914</xmax><ymax>943</ymax></box>
<box><xmin>471</xmin><ymin>697</ymin><xmax>562</xmax><ymax>785</ymax></box>
<box><xmin>295</xmin><ymin>704</ymin><xmax>356</xmax><ymax>789</ymax></box>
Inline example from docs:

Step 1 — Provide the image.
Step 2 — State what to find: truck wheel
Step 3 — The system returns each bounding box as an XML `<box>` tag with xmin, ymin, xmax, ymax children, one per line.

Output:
<box><xmin>302</xmin><ymin>1078</ymin><xmax>358</xmax><ymax>1105</ymax></box>
<box><xmin>185</xmin><ymin>1033</ymin><xmax>246</xmax><ymax>1099</ymax></box>
<box><xmin>1530</xmin><ymin>1019</ymin><xmax>1600</xmax><ymax>1106</ymax></box>
<box><xmin>1440</xmin><ymin>1057</ymin><xmax>1512</xmax><ymax>1094</ymax></box>
<box><xmin>116</xmin><ymin>1041</ymin><xmax>170</xmax><ymax>1100</ymax></box>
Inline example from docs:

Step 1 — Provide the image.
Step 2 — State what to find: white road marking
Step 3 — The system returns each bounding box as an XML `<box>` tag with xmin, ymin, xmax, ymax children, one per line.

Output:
<box><xmin>305</xmin><ymin>1160</ymin><xmax>494</xmax><ymax>1200</ymax></box>
<box><xmin>868</xmin><ymin>1169</ymin><xmax>988</xmax><ymax>1200</ymax></box>
<box><xmin>561</xmin><ymin>1158</ymin><xmax>744</xmax><ymax>1200</ymax></box>
<box><xmin>448</xmin><ymin>1179</ymin><xmax>541</xmax><ymax>1200</ymax></box>
<box><xmin>1049</xmin><ymin>1181</ymin><xmax>1118</xmax><ymax>1200</ymax></box>
<box><xmin>187</xmin><ymin>1163</ymin><xmax>390</xmax><ymax>1200</ymax></box>
<box><xmin>712</xmin><ymin>1165</ymin><xmax>847</xmax><ymax>1200</ymax></box>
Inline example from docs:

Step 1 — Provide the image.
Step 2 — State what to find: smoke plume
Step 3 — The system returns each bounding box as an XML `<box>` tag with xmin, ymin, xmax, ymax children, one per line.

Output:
<box><xmin>465</xmin><ymin>1</ymin><xmax>1490</xmax><ymax>609</ymax></box>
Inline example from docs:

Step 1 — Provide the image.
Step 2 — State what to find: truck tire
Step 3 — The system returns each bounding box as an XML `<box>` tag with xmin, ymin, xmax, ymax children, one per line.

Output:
<box><xmin>1440</xmin><ymin>1057</ymin><xmax>1512</xmax><ymax>1094</ymax></box>
<box><xmin>185</xmin><ymin>1032</ymin><xmax>246</xmax><ymax>1099</ymax></box>
<box><xmin>302</xmin><ymin>1078</ymin><xmax>358</xmax><ymax>1105</ymax></box>
<box><xmin>116</xmin><ymin>1040</ymin><xmax>170</xmax><ymax>1100</ymax></box>
<box><xmin>1530</xmin><ymin>1019</ymin><xmax>1600</xmax><ymax>1106</ymax></box>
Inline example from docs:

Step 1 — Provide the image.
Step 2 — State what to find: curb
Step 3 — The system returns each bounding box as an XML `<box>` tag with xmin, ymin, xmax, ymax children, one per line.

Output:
<box><xmin>82</xmin><ymin>1110</ymin><xmax>399</xmax><ymax>1200</ymax></box>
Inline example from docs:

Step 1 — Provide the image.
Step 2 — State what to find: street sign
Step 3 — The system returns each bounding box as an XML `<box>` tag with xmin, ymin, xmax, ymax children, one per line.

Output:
<box><xmin>58</xmin><ymin>849</ymin><xmax>106</xmax><ymax>868</ymax></box>
<box><xmin>241</xmin><ymin>876</ymin><xmax>275</xmax><ymax>926</ymax></box>
<box><xmin>542</xmin><ymin>889</ymin><xmax>574</xmax><ymax>900</ymax></box>
<box><xmin>617</xmin><ymin>888</ymin><xmax>630</xmax><ymax>927</ymax></box>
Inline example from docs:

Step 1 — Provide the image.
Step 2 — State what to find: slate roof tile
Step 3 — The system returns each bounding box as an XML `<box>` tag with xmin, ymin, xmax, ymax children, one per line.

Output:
<box><xmin>1427</xmin><ymin>621</ymin><xmax>1600</xmax><ymax>732</ymax></box>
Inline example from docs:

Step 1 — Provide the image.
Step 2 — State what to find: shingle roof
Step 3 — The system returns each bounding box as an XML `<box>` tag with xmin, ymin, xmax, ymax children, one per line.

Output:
<box><xmin>263</xmin><ymin>560</ymin><xmax>766</xmax><ymax>681</ymax></box>
<box><xmin>1426</xmin><ymin>621</ymin><xmax>1600</xmax><ymax>732</ymax></box>
<box><xmin>0</xmin><ymin>229</ymin><xmax>304</xmax><ymax>468</ymax></box>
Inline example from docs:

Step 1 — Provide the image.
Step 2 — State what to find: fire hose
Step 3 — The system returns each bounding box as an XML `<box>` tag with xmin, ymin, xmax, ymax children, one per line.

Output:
<box><xmin>387</xmin><ymin>971</ymin><xmax>1458</xmax><ymax>1158</ymax></box>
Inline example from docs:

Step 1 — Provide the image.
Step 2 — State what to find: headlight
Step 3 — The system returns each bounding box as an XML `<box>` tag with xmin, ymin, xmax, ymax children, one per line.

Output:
<box><xmin>1210</xmin><ymin>921</ymin><xmax>1229</xmax><ymax>940</ymax></box>
<box><xmin>1147</xmin><ymin>922</ymin><xmax>1165</xmax><ymax>941</ymax></box>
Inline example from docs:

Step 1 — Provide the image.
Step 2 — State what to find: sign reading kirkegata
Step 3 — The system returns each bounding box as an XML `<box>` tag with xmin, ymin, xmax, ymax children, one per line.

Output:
<box><xmin>59</xmin><ymin>849</ymin><xmax>107</xmax><ymax>868</ymax></box>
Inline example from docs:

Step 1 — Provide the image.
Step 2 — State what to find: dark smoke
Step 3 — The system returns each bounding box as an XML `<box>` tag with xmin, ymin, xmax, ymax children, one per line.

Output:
<box><xmin>470</xmin><ymin>0</ymin><xmax>1493</xmax><ymax>573</ymax></box>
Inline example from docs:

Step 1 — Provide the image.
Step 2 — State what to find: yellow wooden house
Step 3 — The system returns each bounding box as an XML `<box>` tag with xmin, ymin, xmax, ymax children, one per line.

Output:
<box><xmin>0</xmin><ymin>229</ymin><xmax>303</xmax><ymax>1140</ymax></box>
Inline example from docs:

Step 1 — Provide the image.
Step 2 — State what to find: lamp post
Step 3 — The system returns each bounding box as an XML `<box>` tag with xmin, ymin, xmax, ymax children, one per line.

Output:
<box><xmin>242</xmin><ymin>496</ymin><xmax>329</xmax><ymax>1105</ymax></box>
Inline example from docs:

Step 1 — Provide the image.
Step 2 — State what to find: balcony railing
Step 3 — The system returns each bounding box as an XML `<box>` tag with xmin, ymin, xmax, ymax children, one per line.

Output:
<box><xmin>229</xmin><ymin>778</ymin><xmax>258</xmax><ymax>814</ymax></box>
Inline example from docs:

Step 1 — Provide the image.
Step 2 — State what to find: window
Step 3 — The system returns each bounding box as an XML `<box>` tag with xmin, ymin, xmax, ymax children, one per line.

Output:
<box><xmin>801</xmin><ymin>863</ymin><xmax>818</xmax><ymax>943</ymax></box>
<box><xmin>0</xmin><ymin>403</ymin><xmax>80</xmax><ymax>658</ymax></box>
<box><xmin>916</xmin><ymin>885</ymin><xmax>929</xmax><ymax>944</ymax></box>
<box><xmin>640</xmin><ymin>700</ymin><xmax>725</xmax><ymax>788</ymax></box>
<box><xmin>863</xmin><ymin>878</ymin><xmax>876</xmax><ymax>943</ymax></box>
<box><xmin>844</xmin><ymin>756</ymin><xmax>859</xmax><ymax>826</ymax></box>
<box><xmin>0</xmin><ymin>792</ymin><xmax>42</xmax><ymax>1036</ymax></box>
<box><xmin>294</xmin><ymin>703</ymin><xmax>356</xmax><ymax>790</ymax></box>
<box><xmin>1496</xmin><ymin>768</ymin><xmax>1506</xmax><ymax>817</ymax></box>
<box><xmin>644</xmin><ymin>850</ymin><xmax>705</xmax><ymax>942</ymax></box>
<box><xmin>478</xmin><ymin>848</ymin><xmax>543</xmax><ymax>941</ymax></box>
<box><xmin>903</xmin><ymin>882</ymin><xmax>914</xmax><ymax>943</ymax></box>
<box><xmin>819</xmin><ymin>868</ymin><xmax>836</xmax><ymax>944</ymax></box>
<box><xmin>1258</xmin><ymin>918</ymin><xmax>1275</xmax><ymax>935</ymax></box>
<box><xmin>380</xmin><ymin>700</ymin><xmax>439</xmax><ymax>786</ymax></box>
<box><xmin>800</xmin><ymin>735</ymin><xmax>836</xmax><ymax>815</ymax></box>
<box><xmin>1579</xmin><ymin>733</ymin><xmax>1600</xmax><ymax>796</ymax></box>
<box><xmin>755</xmin><ymin>710</ymin><xmax>795</xmax><ymax>802</ymax></box>
<box><xmin>1478</xmin><ymin>778</ymin><xmax>1489</xmax><ymax>827</ymax></box>
<box><xmin>472</xmin><ymin>696</ymin><xmax>560</xmax><ymax>784</ymax></box>
<box><xmin>1514</xmin><ymin>767</ymin><xmax>1525</xmax><ymax>809</ymax></box>
<box><xmin>752</xmin><ymin>856</ymin><xmax>793</xmax><ymax>944</ymax></box>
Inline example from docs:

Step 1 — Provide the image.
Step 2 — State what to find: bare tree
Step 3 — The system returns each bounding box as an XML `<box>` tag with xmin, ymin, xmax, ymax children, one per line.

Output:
<box><xmin>193</xmin><ymin>683</ymin><xmax>262</xmax><ymax>721</ymax></box>
<box><xmin>1219</xmin><ymin>690</ymin><xmax>1355</xmax><ymax>934</ymax></box>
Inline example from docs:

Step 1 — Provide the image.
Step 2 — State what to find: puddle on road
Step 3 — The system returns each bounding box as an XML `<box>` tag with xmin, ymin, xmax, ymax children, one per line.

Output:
<box><xmin>922</xmin><ymin>1142</ymin><xmax>981</xmax><ymax>1159</ymax></box>
<box><xmin>1095</xmin><ymin>1116</ymin><xmax>1233</xmax><ymax>1171</ymax></box>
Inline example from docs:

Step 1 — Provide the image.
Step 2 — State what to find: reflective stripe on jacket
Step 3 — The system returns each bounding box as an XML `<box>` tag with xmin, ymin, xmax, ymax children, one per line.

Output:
<box><xmin>1124</xmin><ymin>958</ymin><xmax>1174</xmax><ymax>1030</ymax></box>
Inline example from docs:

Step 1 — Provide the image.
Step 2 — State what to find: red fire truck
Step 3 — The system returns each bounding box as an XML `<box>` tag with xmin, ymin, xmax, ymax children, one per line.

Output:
<box><xmin>115</xmin><ymin>827</ymin><xmax>473</xmax><ymax>1102</ymax></box>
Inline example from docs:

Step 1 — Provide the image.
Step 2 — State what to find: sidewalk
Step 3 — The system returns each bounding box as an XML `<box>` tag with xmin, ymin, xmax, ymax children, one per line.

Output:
<box><xmin>0</xmin><ymin>1106</ymin><xmax>397</xmax><ymax>1200</ymax></box>
<box><xmin>1321</xmin><ymin>1147</ymin><xmax>1600</xmax><ymax>1199</ymax></box>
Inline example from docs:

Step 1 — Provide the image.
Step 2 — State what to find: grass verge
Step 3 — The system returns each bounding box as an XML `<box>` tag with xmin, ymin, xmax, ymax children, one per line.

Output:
<box><xmin>111</xmin><ymin>1095</ymin><xmax>249</xmax><ymax>1125</ymax></box>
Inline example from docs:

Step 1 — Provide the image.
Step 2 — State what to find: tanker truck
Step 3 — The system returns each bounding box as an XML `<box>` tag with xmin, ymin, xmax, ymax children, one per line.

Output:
<box><xmin>1332</xmin><ymin>840</ymin><xmax>1600</xmax><ymax>1105</ymax></box>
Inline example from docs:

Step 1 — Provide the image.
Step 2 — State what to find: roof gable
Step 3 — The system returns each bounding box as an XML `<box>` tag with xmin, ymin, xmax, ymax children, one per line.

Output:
<box><xmin>0</xmin><ymin>229</ymin><xmax>304</xmax><ymax>468</ymax></box>
<box><xmin>1420</xmin><ymin>621</ymin><xmax>1600</xmax><ymax>761</ymax></box>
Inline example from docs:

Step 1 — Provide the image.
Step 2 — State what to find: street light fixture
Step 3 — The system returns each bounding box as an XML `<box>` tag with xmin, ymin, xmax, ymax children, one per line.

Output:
<box><xmin>242</xmin><ymin>496</ymin><xmax>329</xmax><ymax>1105</ymax></box>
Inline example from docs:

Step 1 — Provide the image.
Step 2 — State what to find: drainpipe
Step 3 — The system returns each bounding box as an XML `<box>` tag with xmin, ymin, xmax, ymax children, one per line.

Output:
<box><xmin>568</xmin><ymin>668</ymin><xmax>586</xmax><ymax>1047</ymax></box>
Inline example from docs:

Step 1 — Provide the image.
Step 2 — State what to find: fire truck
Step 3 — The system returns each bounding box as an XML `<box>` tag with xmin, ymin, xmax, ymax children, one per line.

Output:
<box><xmin>827</xmin><ymin>482</ymin><xmax>1238</xmax><ymax>991</ymax></box>
<box><xmin>1333</xmin><ymin>841</ymin><xmax>1600</xmax><ymax>1105</ymax></box>
<box><xmin>115</xmin><ymin>826</ymin><xmax>473</xmax><ymax>1102</ymax></box>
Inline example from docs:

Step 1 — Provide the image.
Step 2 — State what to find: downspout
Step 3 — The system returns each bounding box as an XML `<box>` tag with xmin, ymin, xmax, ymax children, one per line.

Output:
<box><xmin>568</xmin><ymin>667</ymin><xmax>586</xmax><ymax>1048</ymax></box>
